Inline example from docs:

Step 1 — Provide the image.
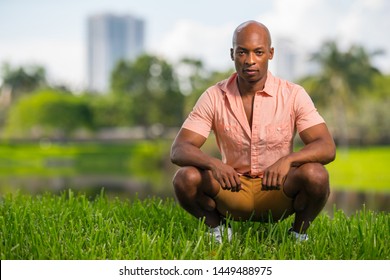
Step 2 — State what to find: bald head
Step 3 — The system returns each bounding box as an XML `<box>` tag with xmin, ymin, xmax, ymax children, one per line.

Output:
<box><xmin>232</xmin><ymin>20</ymin><xmax>272</xmax><ymax>48</ymax></box>
<box><xmin>230</xmin><ymin>20</ymin><xmax>274</xmax><ymax>85</ymax></box>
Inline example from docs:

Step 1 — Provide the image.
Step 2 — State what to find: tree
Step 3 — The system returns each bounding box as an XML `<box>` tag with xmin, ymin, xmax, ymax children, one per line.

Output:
<box><xmin>88</xmin><ymin>94</ymin><xmax>134</xmax><ymax>128</ymax></box>
<box><xmin>0</xmin><ymin>63</ymin><xmax>47</xmax><ymax>101</ymax></box>
<box><xmin>110</xmin><ymin>54</ymin><xmax>185</xmax><ymax>127</ymax></box>
<box><xmin>351</xmin><ymin>74</ymin><xmax>390</xmax><ymax>144</ymax></box>
<box><xmin>176</xmin><ymin>58</ymin><xmax>235</xmax><ymax>116</ymax></box>
<box><xmin>301</xmin><ymin>41</ymin><xmax>382</xmax><ymax>147</ymax></box>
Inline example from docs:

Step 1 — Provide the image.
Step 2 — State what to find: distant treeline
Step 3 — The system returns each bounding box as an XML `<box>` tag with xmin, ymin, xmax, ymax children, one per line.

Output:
<box><xmin>1</xmin><ymin>41</ymin><xmax>389</xmax><ymax>146</ymax></box>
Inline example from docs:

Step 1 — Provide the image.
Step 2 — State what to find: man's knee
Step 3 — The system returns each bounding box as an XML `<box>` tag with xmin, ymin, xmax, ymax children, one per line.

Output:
<box><xmin>172</xmin><ymin>167</ymin><xmax>217</xmax><ymax>212</ymax></box>
<box><xmin>299</xmin><ymin>163</ymin><xmax>329</xmax><ymax>183</ymax></box>
<box><xmin>297</xmin><ymin>163</ymin><xmax>330</xmax><ymax>198</ymax></box>
<box><xmin>172</xmin><ymin>167</ymin><xmax>201</xmax><ymax>195</ymax></box>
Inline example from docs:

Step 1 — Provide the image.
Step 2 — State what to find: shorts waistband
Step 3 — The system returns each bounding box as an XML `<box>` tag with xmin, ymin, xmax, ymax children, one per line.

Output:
<box><xmin>241</xmin><ymin>173</ymin><xmax>262</xmax><ymax>179</ymax></box>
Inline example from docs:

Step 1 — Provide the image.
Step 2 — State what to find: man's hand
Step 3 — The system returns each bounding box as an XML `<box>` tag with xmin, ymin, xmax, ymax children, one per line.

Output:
<box><xmin>262</xmin><ymin>157</ymin><xmax>292</xmax><ymax>190</ymax></box>
<box><xmin>170</xmin><ymin>128</ymin><xmax>242</xmax><ymax>192</ymax></box>
<box><xmin>210</xmin><ymin>158</ymin><xmax>241</xmax><ymax>192</ymax></box>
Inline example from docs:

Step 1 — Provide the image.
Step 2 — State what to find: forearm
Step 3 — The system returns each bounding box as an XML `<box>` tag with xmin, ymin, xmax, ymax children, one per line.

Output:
<box><xmin>285</xmin><ymin>123</ymin><xmax>336</xmax><ymax>166</ymax></box>
<box><xmin>170</xmin><ymin>143</ymin><xmax>220</xmax><ymax>170</ymax></box>
<box><xmin>171</xmin><ymin>140</ymin><xmax>241</xmax><ymax>191</ymax></box>
<box><xmin>287</xmin><ymin>138</ymin><xmax>336</xmax><ymax>166</ymax></box>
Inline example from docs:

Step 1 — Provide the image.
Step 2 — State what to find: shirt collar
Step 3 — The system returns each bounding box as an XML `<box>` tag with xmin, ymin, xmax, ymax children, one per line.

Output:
<box><xmin>262</xmin><ymin>71</ymin><xmax>276</xmax><ymax>96</ymax></box>
<box><xmin>219</xmin><ymin>71</ymin><xmax>276</xmax><ymax>97</ymax></box>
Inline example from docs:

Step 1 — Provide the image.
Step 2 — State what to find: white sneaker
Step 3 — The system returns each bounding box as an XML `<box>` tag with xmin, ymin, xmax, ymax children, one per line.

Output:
<box><xmin>289</xmin><ymin>228</ymin><xmax>309</xmax><ymax>241</ymax></box>
<box><xmin>209</xmin><ymin>225</ymin><xmax>232</xmax><ymax>243</ymax></box>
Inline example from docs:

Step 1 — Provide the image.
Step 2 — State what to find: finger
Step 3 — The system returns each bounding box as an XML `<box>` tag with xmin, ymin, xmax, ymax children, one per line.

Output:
<box><xmin>262</xmin><ymin>171</ymin><xmax>269</xmax><ymax>187</ymax></box>
<box><xmin>261</xmin><ymin>178</ymin><xmax>267</xmax><ymax>190</ymax></box>
<box><xmin>222</xmin><ymin>176</ymin><xmax>232</xmax><ymax>190</ymax></box>
<box><xmin>263</xmin><ymin>171</ymin><xmax>275</xmax><ymax>187</ymax></box>
<box><xmin>261</xmin><ymin>182</ymin><xmax>269</xmax><ymax>191</ymax></box>
<box><xmin>227</xmin><ymin>178</ymin><xmax>236</xmax><ymax>192</ymax></box>
<box><xmin>277</xmin><ymin>174</ymin><xmax>284</xmax><ymax>188</ymax></box>
<box><xmin>229</xmin><ymin>175</ymin><xmax>240</xmax><ymax>192</ymax></box>
<box><xmin>234</xmin><ymin>175</ymin><xmax>242</xmax><ymax>191</ymax></box>
<box><xmin>271</xmin><ymin>173</ymin><xmax>278</xmax><ymax>188</ymax></box>
<box><xmin>217</xmin><ymin>177</ymin><xmax>227</xmax><ymax>190</ymax></box>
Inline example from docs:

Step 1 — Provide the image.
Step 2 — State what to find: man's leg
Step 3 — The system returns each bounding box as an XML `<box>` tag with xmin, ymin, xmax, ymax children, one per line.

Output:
<box><xmin>172</xmin><ymin>166</ymin><xmax>222</xmax><ymax>227</ymax></box>
<box><xmin>283</xmin><ymin>163</ymin><xmax>330</xmax><ymax>233</ymax></box>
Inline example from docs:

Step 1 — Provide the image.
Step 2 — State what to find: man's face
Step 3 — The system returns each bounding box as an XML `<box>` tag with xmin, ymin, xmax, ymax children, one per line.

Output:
<box><xmin>230</xmin><ymin>25</ymin><xmax>274</xmax><ymax>84</ymax></box>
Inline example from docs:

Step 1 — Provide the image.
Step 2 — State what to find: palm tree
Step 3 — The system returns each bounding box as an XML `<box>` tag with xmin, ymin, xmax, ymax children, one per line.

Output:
<box><xmin>306</xmin><ymin>41</ymin><xmax>381</xmax><ymax>147</ymax></box>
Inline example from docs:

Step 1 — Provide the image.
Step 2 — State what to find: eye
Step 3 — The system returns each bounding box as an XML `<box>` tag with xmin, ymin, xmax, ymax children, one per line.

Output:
<box><xmin>256</xmin><ymin>51</ymin><xmax>264</xmax><ymax>56</ymax></box>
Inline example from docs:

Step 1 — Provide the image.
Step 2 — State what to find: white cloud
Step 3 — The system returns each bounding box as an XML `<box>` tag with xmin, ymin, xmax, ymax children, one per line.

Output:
<box><xmin>154</xmin><ymin>0</ymin><xmax>390</xmax><ymax>76</ymax></box>
<box><xmin>0</xmin><ymin>39</ymin><xmax>85</xmax><ymax>90</ymax></box>
<box><xmin>260</xmin><ymin>0</ymin><xmax>343</xmax><ymax>48</ymax></box>
<box><xmin>1</xmin><ymin>0</ymin><xmax>389</xmax><ymax>89</ymax></box>
<box><xmin>258</xmin><ymin>0</ymin><xmax>390</xmax><ymax>73</ymax></box>
<box><xmin>151</xmin><ymin>19</ymin><xmax>236</xmax><ymax>70</ymax></box>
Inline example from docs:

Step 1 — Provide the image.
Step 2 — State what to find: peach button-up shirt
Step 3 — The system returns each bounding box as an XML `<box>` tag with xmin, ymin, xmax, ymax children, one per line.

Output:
<box><xmin>182</xmin><ymin>71</ymin><xmax>325</xmax><ymax>177</ymax></box>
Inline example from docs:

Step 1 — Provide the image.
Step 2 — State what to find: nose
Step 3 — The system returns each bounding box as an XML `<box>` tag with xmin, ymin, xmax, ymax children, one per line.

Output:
<box><xmin>245</xmin><ymin>52</ymin><xmax>256</xmax><ymax>65</ymax></box>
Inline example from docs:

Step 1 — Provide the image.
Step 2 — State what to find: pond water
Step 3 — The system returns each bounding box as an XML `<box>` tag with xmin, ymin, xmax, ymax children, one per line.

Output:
<box><xmin>325</xmin><ymin>189</ymin><xmax>390</xmax><ymax>215</ymax></box>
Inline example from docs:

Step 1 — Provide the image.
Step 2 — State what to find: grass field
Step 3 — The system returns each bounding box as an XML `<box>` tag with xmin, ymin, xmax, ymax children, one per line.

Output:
<box><xmin>1</xmin><ymin>190</ymin><xmax>388</xmax><ymax>260</ymax></box>
<box><xmin>326</xmin><ymin>146</ymin><xmax>390</xmax><ymax>192</ymax></box>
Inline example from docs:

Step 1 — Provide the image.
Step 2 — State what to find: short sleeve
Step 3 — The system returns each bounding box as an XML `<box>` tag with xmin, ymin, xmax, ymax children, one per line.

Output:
<box><xmin>294</xmin><ymin>87</ymin><xmax>325</xmax><ymax>133</ymax></box>
<box><xmin>182</xmin><ymin>90</ymin><xmax>214</xmax><ymax>138</ymax></box>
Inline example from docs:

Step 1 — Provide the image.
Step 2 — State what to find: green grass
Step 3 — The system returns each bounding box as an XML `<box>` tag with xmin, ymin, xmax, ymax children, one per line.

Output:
<box><xmin>326</xmin><ymin>146</ymin><xmax>390</xmax><ymax>192</ymax></box>
<box><xmin>1</xmin><ymin>190</ymin><xmax>389</xmax><ymax>260</ymax></box>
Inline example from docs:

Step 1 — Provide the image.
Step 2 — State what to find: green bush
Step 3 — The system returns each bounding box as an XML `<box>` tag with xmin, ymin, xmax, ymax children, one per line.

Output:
<box><xmin>4</xmin><ymin>89</ymin><xmax>93</xmax><ymax>138</ymax></box>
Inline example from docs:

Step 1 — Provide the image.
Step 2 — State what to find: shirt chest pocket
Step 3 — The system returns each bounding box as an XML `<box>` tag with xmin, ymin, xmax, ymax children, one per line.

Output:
<box><xmin>266</xmin><ymin>122</ymin><xmax>293</xmax><ymax>150</ymax></box>
<box><xmin>216</xmin><ymin>123</ymin><xmax>243</xmax><ymax>150</ymax></box>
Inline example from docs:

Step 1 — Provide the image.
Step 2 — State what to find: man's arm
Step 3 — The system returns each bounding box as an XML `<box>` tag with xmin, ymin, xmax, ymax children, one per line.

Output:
<box><xmin>289</xmin><ymin>123</ymin><xmax>336</xmax><ymax>165</ymax></box>
<box><xmin>262</xmin><ymin>123</ymin><xmax>336</xmax><ymax>187</ymax></box>
<box><xmin>170</xmin><ymin>128</ymin><xmax>241</xmax><ymax>191</ymax></box>
<box><xmin>170</xmin><ymin>128</ymin><xmax>211</xmax><ymax>169</ymax></box>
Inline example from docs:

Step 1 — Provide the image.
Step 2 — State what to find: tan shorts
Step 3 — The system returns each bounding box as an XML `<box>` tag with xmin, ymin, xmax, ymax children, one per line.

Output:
<box><xmin>214</xmin><ymin>175</ymin><xmax>294</xmax><ymax>222</ymax></box>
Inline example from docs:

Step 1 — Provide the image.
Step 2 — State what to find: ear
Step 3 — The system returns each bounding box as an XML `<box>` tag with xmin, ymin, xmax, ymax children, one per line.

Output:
<box><xmin>269</xmin><ymin>47</ymin><xmax>274</xmax><ymax>60</ymax></box>
<box><xmin>230</xmin><ymin>48</ymin><xmax>234</xmax><ymax>61</ymax></box>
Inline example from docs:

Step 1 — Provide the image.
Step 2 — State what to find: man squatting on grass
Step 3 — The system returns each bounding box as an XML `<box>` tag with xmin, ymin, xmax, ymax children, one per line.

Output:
<box><xmin>170</xmin><ymin>20</ymin><xmax>336</xmax><ymax>243</ymax></box>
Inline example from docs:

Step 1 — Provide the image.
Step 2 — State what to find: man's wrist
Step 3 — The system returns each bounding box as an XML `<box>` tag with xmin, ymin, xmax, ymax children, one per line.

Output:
<box><xmin>283</xmin><ymin>154</ymin><xmax>295</xmax><ymax>166</ymax></box>
<box><xmin>206</xmin><ymin>157</ymin><xmax>221</xmax><ymax>171</ymax></box>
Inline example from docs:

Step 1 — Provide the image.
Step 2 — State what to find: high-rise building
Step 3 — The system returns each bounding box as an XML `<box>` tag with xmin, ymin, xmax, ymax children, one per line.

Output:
<box><xmin>273</xmin><ymin>37</ymin><xmax>297</xmax><ymax>82</ymax></box>
<box><xmin>87</xmin><ymin>13</ymin><xmax>145</xmax><ymax>93</ymax></box>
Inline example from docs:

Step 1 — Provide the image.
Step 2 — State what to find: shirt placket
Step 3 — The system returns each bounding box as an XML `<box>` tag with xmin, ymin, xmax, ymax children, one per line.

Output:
<box><xmin>250</xmin><ymin>93</ymin><xmax>263</xmax><ymax>175</ymax></box>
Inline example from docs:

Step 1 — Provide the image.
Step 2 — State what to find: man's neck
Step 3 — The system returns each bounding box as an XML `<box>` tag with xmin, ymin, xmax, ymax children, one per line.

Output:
<box><xmin>236</xmin><ymin>75</ymin><xmax>267</xmax><ymax>97</ymax></box>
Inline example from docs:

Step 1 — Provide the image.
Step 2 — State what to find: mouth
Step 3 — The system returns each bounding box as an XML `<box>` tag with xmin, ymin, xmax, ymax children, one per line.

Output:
<box><xmin>243</xmin><ymin>68</ymin><xmax>258</xmax><ymax>75</ymax></box>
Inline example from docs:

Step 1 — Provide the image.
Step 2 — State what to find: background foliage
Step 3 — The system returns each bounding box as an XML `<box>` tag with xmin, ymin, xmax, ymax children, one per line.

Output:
<box><xmin>1</xmin><ymin>40</ymin><xmax>389</xmax><ymax>146</ymax></box>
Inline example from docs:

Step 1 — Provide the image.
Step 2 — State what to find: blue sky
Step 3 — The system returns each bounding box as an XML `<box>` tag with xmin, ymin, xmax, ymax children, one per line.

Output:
<box><xmin>0</xmin><ymin>0</ymin><xmax>389</xmax><ymax>90</ymax></box>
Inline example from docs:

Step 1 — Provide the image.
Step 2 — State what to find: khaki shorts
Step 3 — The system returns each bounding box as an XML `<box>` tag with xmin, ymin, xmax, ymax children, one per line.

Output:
<box><xmin>214</xmin><ymin>175</ymin><xmax>294</xmax><ymax>222</ymax></box>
